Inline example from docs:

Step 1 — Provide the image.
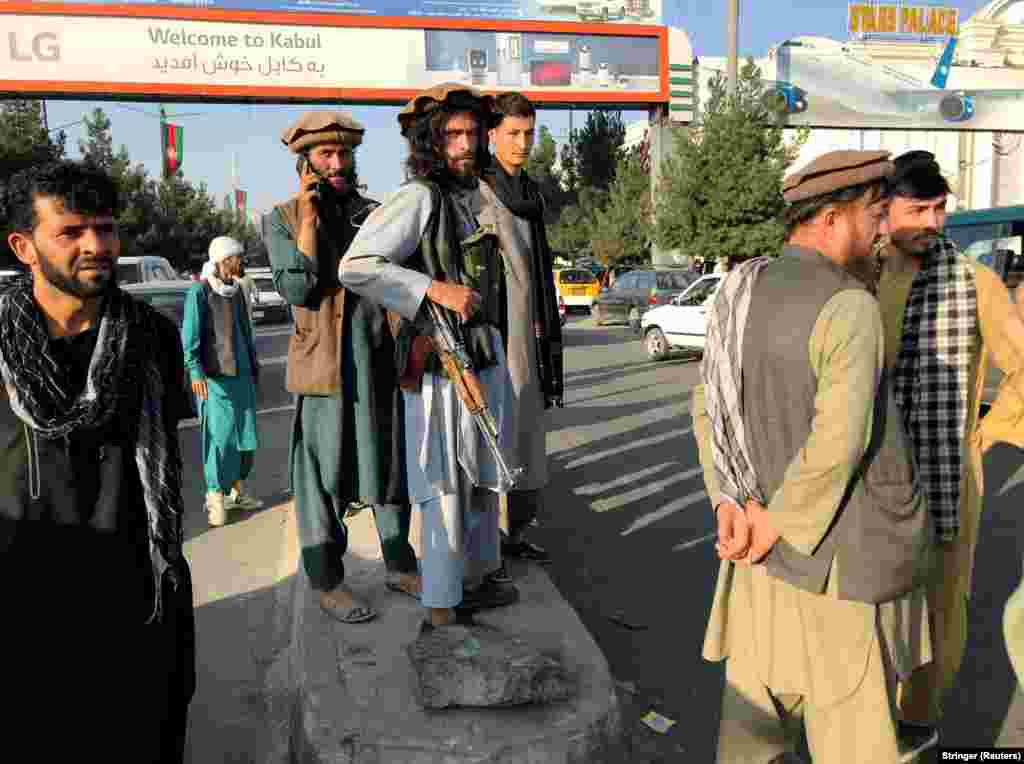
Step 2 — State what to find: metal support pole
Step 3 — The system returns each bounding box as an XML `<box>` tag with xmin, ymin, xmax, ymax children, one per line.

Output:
<box><xmin>726</xmin><ymin>0</ymin><xmax>739</xmax><ymax>96</ymax></box>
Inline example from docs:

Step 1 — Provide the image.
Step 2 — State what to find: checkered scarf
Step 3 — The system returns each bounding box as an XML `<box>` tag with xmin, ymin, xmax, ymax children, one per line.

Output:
<box><xmin>701</xmin><ymin>257</ymin><xmax>773</xmax><ymax>508</ymax></box>
<box><xmin>0</xmin><ymin>276</ymin><xmax>184</xmax><ymax>622</ymax></box>
<box><xmin>892</xmin><ymin>237</ymin><xmax>977</xmax><ymax>542</ymax></box>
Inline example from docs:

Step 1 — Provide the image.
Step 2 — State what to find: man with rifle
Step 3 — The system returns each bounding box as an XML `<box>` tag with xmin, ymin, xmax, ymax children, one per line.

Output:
<box><xmin>339</xmin><ymin>84</ymin><xmax>521</xmax><ymax>630</ymax></box>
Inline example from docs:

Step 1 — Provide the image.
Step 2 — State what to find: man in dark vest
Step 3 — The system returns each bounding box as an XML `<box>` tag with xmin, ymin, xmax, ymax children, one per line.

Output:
<box><xmin>264</xmin><ymin>111</ymin><xmax>419</xmax><ymax>623</ymax></box>
<box><xmin>692</xmin><ymin>150</ymin><xmax>935</xmax><ymax>762</ymax></box>
<box><xmin>339</xmin><ymin>84</ymin><xmax>522</xmax><ymax>629</ymax></box>
<box><xmin>482</xmin><ymin>91</ymin><xmax>563</xmax><ymax>571</ymax></box>
<box><xmin>181</xmin><ymin>235</ymin><xmax>263</xmax><ymax>527</ymax></box>
<box><xmin>0</xmin><ymin>159</ymin><xmax>194</xmax><ymax>761</ymax></box>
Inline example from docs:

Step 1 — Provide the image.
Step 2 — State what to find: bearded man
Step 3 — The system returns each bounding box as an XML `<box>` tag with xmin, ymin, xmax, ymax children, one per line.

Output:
<box><xmin>876</xmin><ymin>150</ymin><xmax>1024</xmax><ymax>741</ymax></box>
<box><xmin>339</xmin><ymin>84</ymin><xmax>522</xmax><ymax>629</ymax></box>
<box><xmin>181</xmin><ymin>235</ymin><xmax>263</xmax><ymax>527</ymax></box>
<box><xmin>264</xmin><ymin>111</ymin><xmax>419</xmax><ymax>624</ymax></box>
<box><xmin>0</xmin><ymin>160</ymin><xmax>194</xmax><ymax>761</ymax></box>
<box><xmin>692</xmin><ymin>151</ymin><xmax>934</xmax><ymax>763</ymax></box>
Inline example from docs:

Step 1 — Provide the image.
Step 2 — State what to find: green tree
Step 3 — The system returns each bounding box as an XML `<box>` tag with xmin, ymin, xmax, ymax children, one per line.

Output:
<box><xmin>0</xmin><ymin>99</ymin><xmax>65</xmax><ymax>183</ymax></box>
<box><xmin>653</xmin><ymin>59</ymin><xmax>805</xmax><ymax>263</ymax></box>
<box><xmin>525</xmin><ymin>125</ymin><xmax>569</xmax><ymax>225</ymax></box>
<box><xmin>78</xmin><ymin>107</ymin><xmax>130</xmax><ymax>179</ymax></box>
<box><xmin>589</xmin><ymin>148</ymin><xmax>652</xmax><ymax>267</ymax></box>
<box><xmin>561</xmin><ymin>110</ymin><xmax>626</xmax><ymax>193</ymax></box>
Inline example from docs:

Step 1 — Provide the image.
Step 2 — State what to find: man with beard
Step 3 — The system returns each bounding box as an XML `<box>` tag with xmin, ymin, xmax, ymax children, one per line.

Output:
<box><xmin>265</xmin><ymin>111</ymin><xmax>419</xmax><ymax>623</ymax></box>
<box><xmin>481</xmin><ymin>91</ymin><xmax>563</xmax><ymax>570</ymax></box>
<box><xmin>182</xmin><ymin>236</ymin><xmax>263</xmax><ymax>527</ymax></box>
<box><xmin>339</xmin><ymin>84</ymin><xmax>520</xmax><ymax>629</ymax></box>
<box><xmin>692</xmin><ymin>151</ymin><xmax>934</xmax><ymax>762</ymax></box>
<box><xmin>876</xmin><ymin>151</ymin><xmax>1024</xmax><ymax>743</ymax></box>
<box><xmin>0</xmin><ymin>160</ymin><xmax>194</xmax><ymax>760</ymax></box>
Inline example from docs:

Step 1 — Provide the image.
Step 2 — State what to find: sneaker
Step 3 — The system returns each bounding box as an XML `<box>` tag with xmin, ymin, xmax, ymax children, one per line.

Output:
<box><xmin>228</xmin><ymin>491</ymin><xmax>265</xmax><ymax>511</ymax></box>
<box><xmin>897</xmin><ymin>722</ymin><xmax>938</xmax><ymax>763</ymax></box>
<box><xmin>485</xmin><ymin>561</ymin><xmax>513</xmax><ymax>585</ymax></box>
<box><xmin>207</xmin><ymin>492</ymin><xmax>227</xmax><ymax>527</ymax></box>
<box><xmin>501</xmin><ymin>538</ymin><xmax>551</xmax><ymax>564</ymax></box>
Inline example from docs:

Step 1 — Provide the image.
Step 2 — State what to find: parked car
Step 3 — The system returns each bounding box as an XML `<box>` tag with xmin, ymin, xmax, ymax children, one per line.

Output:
<box><xmin>246</xmin><ymin>267</ymin><xmax>289</xmax><ymax>324</ymax></box>
<box><xmin>591</xmin><ymin>268</ymin><xmax>696</xmax><ymax>328</ymax></box>
<box><xmin>639</xmin><ymin>274</ymin><xmax>723</xmax><ymax>360</ymax></box>
<box><xmin>0</xmin><ymin>269</ymin><xmax>25</xmax><ymax>286</ymax></box>
<box><xmin>123</xmin><ymin>281</ymin><xmax>192</xmax><ymax>329</ymax></box>
<box><xmin>554</xmin><ymin>267</ymin><xmax>601</xmax><ymax>311</ymax></box>
<box><xmin>116</xmin><ymin>255</ymin><xmax>182</xmax><ymax>285</ymax></box>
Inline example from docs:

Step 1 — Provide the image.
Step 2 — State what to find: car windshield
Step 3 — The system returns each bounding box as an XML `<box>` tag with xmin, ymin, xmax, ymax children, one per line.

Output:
<box><xmin>656</xmin><ymin>271</ymin><xmax>692</xmax><ymax>291</ymax></box>
<box><xmin>560</xmin><ymin>269</ymin><xmax>596</xmax><ymax>284</ymax></box>
<box><xmin>145</xmin><ymin>261</ymin><xmax>179</xmax><ymax>281</ymax></box>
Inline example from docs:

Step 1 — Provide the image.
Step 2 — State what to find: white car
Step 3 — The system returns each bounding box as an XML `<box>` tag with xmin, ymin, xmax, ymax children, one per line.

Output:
<box><xmin>639</xmin><ymin>274</ymin><xmax>722</xmax><ymax>360</ymax></box>
<box><xmin>245</xmin><ymin>267</ymin><xmax>289</xmax><ymax>324</ymax></box>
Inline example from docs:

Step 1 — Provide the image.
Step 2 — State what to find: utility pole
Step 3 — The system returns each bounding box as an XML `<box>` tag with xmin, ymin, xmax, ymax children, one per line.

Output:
<box><xmin>727</xmin><ymin>0</ymin><xmax>739</xmax><ymax>96</ymax></box>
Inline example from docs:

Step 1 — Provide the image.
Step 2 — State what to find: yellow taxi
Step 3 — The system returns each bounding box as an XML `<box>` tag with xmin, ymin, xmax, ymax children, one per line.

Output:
<box><xmin>553</xmin><ymin>267</ymin><xmax>601</xmax><ymax>309</ymax></box>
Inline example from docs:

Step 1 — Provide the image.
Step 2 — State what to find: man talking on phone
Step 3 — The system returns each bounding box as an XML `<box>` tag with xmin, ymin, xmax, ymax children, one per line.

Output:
<box><xmin>264</xmin><ymin>111</ymin><xmax>419</xmax><ymax>624</ymax></box>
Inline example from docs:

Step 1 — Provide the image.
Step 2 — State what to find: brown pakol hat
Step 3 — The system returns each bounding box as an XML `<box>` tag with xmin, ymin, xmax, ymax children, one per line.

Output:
<box><xmin>397</xmin><ymin>82</ymin><xmax>495</xmax><ymax>136</ymax></box>
<box><xmin>783</xmin><ymin>150</ymin><xmax>894</xmax><ymax>203</ymax></box>
<box><xmin>281</xmin><ymin>110</ymin><xmax>365</xmax><ymax>154</ymax></box>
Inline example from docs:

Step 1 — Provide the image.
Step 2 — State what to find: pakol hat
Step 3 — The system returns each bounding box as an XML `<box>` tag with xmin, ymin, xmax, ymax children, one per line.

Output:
<box><xmin>397</xmin><ymin>82</ymin><xmax>495</xmax><ymax>136</ymax></box>
<box><xmin>783</xmin><ymin>150</ymin><xmax>894</xmax><ymax>203</ymax></box>
<box><xmin>208</xmin><ymin>235</ymin><xmax>244</xmax><ymax>264</ymax></box>
<box><xmin>281</xmin><ymin>110</ymin><xmax>365</xmax><ymax>154</ymax></box>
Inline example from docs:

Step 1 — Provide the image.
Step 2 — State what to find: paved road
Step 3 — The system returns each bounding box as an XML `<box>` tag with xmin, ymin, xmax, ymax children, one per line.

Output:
<box><xmin>532</xmin><ymin>318</ymin><xmax>1024</xmax><ymax>761</ymax></box>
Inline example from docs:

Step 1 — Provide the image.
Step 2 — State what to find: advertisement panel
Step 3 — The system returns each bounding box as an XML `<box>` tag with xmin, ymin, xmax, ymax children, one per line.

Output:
<box><xmin>16</xmin><ymin>0</ymin><xmax>663</xmax><ymax>25</ymax></box>
<box><xmin>847</xmin><ymin>2</ymin><xmax>959</xmax><ymax>41</ymax></box>
<box><xmin>0</xmin><ymin>7</ymin><xmax>667</xmax><ymax>103</ymax></box>
<box><xmin>767</xmin><ymin>35</ymin><xmax>1024</xmax><ymax>131</ymax></box>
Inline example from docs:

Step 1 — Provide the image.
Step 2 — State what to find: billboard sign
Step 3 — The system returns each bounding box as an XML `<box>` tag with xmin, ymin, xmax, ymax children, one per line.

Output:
<box><xmin>768</xmin><ymin>35</ymin><xmax>1024</xmax><ymax>131</ymax></box>
<box><xmin>847</xmin><ymin>2</ymin><xmax>958</xmax><ymax>41</ymax></box>
<box><xmin>0</xmin><ymin>6</ymin><xmax>668</xmax><ymax>104</ymax></box>
<box><xmin>15</xmin><ymin>0</ymin><xmax>662</xmax><ymax>25</ymax></box>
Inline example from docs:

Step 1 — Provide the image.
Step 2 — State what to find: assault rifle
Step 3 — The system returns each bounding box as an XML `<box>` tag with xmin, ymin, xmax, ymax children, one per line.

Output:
<box><xmin>425</xmin><ymin>300</ymin><xmax>523</xmax><ymax>490</ymax></box>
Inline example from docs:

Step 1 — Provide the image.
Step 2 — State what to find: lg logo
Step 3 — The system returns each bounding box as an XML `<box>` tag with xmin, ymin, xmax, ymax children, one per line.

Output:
<box><xmin>8</xmin><ymin>32</ymin><xmax>60</xmax><ymax>63</ymax></box>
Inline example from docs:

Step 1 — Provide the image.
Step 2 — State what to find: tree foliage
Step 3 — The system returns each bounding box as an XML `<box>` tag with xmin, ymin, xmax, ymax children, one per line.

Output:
<box><xmin>0</xmin><ymin>102</ymin><xmax>257</xmax><ymax>271</ymax></box>
<box><xmin>653</xmin><ymin>59</ymin><xmax>806</xmax><ymax>263</ymax></box>
<box><xmin>589</xmin><ymin>148</ymin><xmax>652</xmax><ymax>266</ymax></box>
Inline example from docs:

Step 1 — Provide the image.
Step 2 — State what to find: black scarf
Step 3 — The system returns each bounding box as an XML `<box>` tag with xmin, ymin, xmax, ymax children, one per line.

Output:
<box><xmin>484</xmin><ymin>164</ymin><xmax>565</xmax><ymax>408</ymax></box>
<box><xmin>0</xmin><ymin>276</ymin><xmax>185</xmax><ymax>622</ymax></box>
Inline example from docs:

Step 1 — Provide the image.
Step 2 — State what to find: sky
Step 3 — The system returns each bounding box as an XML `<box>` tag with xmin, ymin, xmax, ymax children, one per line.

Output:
<box><xmin>41</xmin><ymin>0</ymin><xmax>989</xmax><ymax>217</ymax></box>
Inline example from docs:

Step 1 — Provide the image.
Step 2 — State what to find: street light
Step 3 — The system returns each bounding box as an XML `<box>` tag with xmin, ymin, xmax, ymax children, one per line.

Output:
<box><xmin>727</xmin><ymin>0</ymin><xmax>739</xmax><ymax>96</ymax></box>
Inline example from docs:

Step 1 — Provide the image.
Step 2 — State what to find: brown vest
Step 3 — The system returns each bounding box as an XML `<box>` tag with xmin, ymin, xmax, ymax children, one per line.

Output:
<box><xmin>274</xmin><ymin>197</ymin><xmax>348</xmax><ymax>397</ymax></box>
<box><xmin>743</xmin><ymin>246</ymin><xmax>933</xmax><ymax>604</ymax></box>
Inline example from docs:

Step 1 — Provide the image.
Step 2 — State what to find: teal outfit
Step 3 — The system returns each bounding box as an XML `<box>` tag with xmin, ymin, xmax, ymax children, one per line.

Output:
<box><xmin>264</xmin><ymin>193</ymin><xmax>415</xmax><ymax>592</ymax></box>
<box><xmin>181</xmin><ymin>282</ymin><xmax>259</xmax><ymax>494</ymax></box>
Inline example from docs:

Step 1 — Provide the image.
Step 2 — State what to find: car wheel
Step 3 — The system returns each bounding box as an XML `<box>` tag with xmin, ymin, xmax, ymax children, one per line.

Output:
<box><xmin>645</xmin><ymin>327</ymin><xmax>670</xmax><ymax>360</ymax></box>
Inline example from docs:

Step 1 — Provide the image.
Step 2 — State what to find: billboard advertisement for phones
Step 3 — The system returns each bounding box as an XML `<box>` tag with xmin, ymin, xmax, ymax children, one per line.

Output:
<box><xmin>0</xmin><ymin>4</ymin><xmax>670</xmax><ymax>103</ymax></box>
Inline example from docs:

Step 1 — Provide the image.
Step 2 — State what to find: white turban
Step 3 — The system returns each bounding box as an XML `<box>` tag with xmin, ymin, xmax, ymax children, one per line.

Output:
<box><xmin>208</xmin><ymin>236</ymin><xmax>244</xmax><ymax>264</ymax></box>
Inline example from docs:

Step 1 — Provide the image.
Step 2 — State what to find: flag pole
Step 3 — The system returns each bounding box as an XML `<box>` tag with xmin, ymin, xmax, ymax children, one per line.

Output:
<box><xmin>160</xmin><ymin>105</ymin><xmax>168</xmax><ymax>179</ymax></box>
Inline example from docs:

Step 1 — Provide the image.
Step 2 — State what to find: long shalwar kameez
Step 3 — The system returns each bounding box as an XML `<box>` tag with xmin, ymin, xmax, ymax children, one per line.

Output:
<box><xmin>339</xmin><ymin>181</ymin><xmax>515</xmax><ymax>609</ymax></box>
<box><xmin>181</xmin><ymin>283</ymin><xmax>259</xmax><ymax>494</ymax></box>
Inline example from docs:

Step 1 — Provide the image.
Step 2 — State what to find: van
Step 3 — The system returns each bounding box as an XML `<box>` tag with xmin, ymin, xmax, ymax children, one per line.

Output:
<box><xmin>554</xmin><ymin>267</ymin><xmax>601</xmax><ymax>310</ymax></box>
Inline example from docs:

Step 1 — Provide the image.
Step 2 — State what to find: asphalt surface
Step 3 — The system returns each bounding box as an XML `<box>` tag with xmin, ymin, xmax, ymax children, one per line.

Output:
<box><xmin>6</xmin><ymin>312</ymin><xmax>1024</xmax><ymax>760</ymax></box>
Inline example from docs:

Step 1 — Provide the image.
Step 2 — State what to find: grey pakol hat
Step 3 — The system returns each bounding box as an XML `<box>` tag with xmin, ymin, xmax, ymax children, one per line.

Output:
<box><xmin>281</xmin><ymin>110</ymin><xmax>365</xmax><ymax>154</ymax></box>
<box><xmin>783</xmin><ymin>150</ymin><xmax>894</xmax><ymax>203</ymax></box>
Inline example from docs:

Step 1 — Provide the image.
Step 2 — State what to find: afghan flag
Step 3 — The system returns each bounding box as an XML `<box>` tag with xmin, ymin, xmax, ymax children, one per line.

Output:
<box><xmin>162</xmin><ymin>122</ymin><xmax>183</xmax><ymax>177</ymax></box>
<box><xmin>234</xmin><ymin>188</ymin><xmax>247</xmax><ymax>221</ymax></box>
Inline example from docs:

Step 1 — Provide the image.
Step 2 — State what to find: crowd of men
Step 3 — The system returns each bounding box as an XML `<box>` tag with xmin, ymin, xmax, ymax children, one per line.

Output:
<box><xmin>2</xmin><ymin>80</ymin><xmax>1024</xmax><ymax>764</ymax></box>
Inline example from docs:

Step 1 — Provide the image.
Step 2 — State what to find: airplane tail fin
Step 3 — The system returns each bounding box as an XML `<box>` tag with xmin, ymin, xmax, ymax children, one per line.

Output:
<box><xmin>930</xmin><ymin>37</ymin><xmax>957</xmax><ymax>89</ymax></box>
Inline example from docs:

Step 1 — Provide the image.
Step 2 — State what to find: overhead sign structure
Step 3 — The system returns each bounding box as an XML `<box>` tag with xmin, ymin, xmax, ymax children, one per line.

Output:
<box><xmin>767</xmin><ymin>35</ymin><xmax>1024</xmax><ymax>132</ymax></box>
<box><xmin>13</xmin><ymin>0</ymin><xmax>663</xmax><ymax>25</ymax></box>
<box><xmin>0</xmin><ymin>3</ymin><xmax>673</xmax><ymax>104</ymax></box>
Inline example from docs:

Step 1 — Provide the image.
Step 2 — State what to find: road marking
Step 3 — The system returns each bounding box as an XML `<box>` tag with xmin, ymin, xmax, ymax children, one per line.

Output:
<box><xmin>563</xmin><ymin>427</ymin><xmax>693</xmax><ymax>470</ymax></box>
<box><xmin>575</xmin><ymin>461</ymin><xmax>681</xmax><ymax>497</ymax></box>
<box><xmin>179</xmin><ymin>403</ymin><xmax>295</xmax><ymax>430</ymax></box>
<box><xmin>673</xmin><ymin>531</ymin><xmax>717</xmax><ymax>551</ymax></box>
<box><xmin>591</xmin><ymin>466</ymin><xmax>703</xmax><ymax>516</ymax></box>
<box><xmin>619</xmin><ymin>488</ymin><xmax>709</xmax><ymax>536</ymax></box>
